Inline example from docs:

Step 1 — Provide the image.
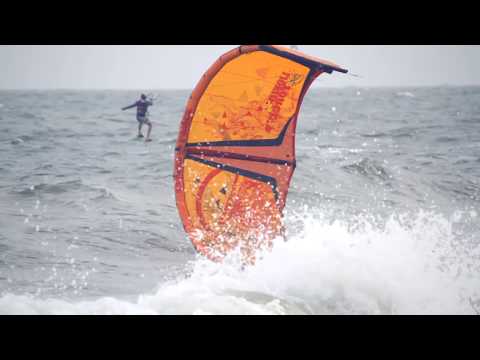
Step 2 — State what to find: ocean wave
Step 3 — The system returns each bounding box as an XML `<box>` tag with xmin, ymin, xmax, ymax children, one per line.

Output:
<box><xmin>436</xmin><ymin>136</ymin><xmax>458</xmax><ymax>143</ymax></box>
<box><xmin>10</xmin><ymin>135</ymin><xmax>34</xmax><ymax>145</ymax></box>
<box><xmin>11</xmin><ymin>138</ymin><xmax>25</xmax><ymax>145</ymax></box>
<box><xmin>35</xmin><ymin>163</ymin><xmax>54</xmax><ymax>170</ymax></box>
<box><xmin>89</xmin><ymin>186</ymin><xmax>123</xmax><ymax>202</ymax></box>
<box><xmin>460</xmin><ymin>117</ymin><xmax>480</xmax><ymax>124</ymax></box>
<box><xmin>15</xmin><ymin>180</ymin><xmax>83</xmax><ymax>195</ymax></box>
<box><xmin>0</xmin><ymin>209</ymin><xmax>478</xmax><ymax>315</ymax></box>
<box><xmin>433</xmin><ymin>180</ymin><xmax>480</xmax><ymax>201</ymax></box>
<box><xmin>13</xmin><ymin>180</ymin><xmax>122</xmax><ymax>203</ymax></box>
<box><xmin>155</xmin><ymin>138</ymin><xmax>177</xmax><ymax>146</ymax></box>
<box><xmin>396</xmin><ymin>91</ymin><xmax>415</xmax><ymax>98</ymax></box>
<box><xmin>360</xmin><ymin>132</ymin><xmax>388</xmax><ymax>138</ymax></box>
<box><xmin>103</xmin><ymin>118</ymin><xmax>125</xmax><ymax>123</ymax></box>
<box><xmin>388</xmin><ymin>127</ymin><xmax>416</xmax><ymax>138</ymax></box>
<box><xmin>19</xmin><ymin>112</ymin><xmax>37</xmax><ymax>120</ymax></box>
<box><xmin>342</xmin><ymin>158</ymin><xmax>391</xmax><ymax>181</ymax></box>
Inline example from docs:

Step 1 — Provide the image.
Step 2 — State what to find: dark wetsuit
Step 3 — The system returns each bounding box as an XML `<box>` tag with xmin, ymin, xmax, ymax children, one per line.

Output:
<box><xmin>123</xmin><ymin>99</ymin><xmax>153</xmax><ymax>124</ymax></box>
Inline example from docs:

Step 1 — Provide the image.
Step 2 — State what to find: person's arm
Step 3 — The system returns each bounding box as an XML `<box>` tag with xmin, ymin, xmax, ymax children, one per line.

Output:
<box><xmin>122</xmin><ymin>102</ymin><xmax>137</xmax><ymax>111</ymax></box>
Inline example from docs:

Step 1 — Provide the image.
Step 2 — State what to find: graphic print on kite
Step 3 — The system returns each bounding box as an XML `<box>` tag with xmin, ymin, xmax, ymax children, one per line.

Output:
<box><xmin>174</xmin><ymin>45</ymin><xmax>347</xmax><ymax>263</ymax></box>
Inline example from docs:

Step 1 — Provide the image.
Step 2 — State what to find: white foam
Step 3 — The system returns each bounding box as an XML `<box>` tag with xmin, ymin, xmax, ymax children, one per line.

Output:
<box><xmin>397</xmin><ymin>91</ymin><xmax>415</xmax><ymax>98</ymax></box>
<box><xmin>0</xmin><ymin>210</ymin><xmax>478</xmax><ymax>315</ymax></box>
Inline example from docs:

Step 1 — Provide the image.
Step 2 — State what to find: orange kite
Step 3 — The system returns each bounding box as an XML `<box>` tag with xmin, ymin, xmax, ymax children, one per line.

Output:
<box><xmin>174</xmin><ymin>45</ymin><xmax>347</xmax><ymax>263</ymax></box>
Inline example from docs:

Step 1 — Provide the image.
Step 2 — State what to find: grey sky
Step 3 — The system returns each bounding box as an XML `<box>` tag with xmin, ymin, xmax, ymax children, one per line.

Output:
<box><xmin>1</xmin><ymin>45</ymin><xmax>480</xmax><ymax>89</ymax></box>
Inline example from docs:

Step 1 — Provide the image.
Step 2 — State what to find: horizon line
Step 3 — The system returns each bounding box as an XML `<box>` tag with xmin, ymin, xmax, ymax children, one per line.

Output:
<box><xmin>1</xmin><ymin>84</ymin><xmax>480</xmax><ymax>91</ymax></box>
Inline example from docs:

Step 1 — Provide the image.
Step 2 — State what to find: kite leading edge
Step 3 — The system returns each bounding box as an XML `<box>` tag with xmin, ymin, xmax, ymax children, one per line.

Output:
<box><xmin>174</xmin><ymin>45</ymin><xmax>348</xmax><ymax>263</ymax></box>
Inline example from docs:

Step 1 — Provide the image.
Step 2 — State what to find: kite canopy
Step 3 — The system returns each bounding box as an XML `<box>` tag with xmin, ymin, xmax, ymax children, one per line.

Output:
<box><xmin>174</xmin><ymin>45</ymin><xmax>347</xmax><ymax>262</ymax></box>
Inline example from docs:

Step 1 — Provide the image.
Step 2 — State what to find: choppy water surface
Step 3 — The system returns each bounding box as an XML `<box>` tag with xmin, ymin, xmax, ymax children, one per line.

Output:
<box><xmin>0</xmin><ymin>87</ymin><xmax>479</xmax><ymax>314</ymax></box>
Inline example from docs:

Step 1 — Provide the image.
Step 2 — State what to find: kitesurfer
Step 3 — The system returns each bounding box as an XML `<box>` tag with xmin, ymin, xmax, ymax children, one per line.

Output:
<box><xmin>122</xmin><ymin>94</ymin><xmax>153</xmax><ymax>142</ymax></box>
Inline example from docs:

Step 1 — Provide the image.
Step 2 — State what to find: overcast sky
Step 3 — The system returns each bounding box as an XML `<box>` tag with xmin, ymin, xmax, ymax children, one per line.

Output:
<box><xmin>1</xmin><ymin>45</ymin><xmax>480</xmax><ymax>89</ymax></box>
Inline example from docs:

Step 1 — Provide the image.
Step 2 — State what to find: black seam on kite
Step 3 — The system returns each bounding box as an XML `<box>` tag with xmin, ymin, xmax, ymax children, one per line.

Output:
<box><xmin>186</xmin><ymin>149</ymin><xmax>296</xmax><ymax>167</ymax></box>
<box><xmin>185</xmin><ymin>154</ymin><xmax>280</xmax><ymax>201</ymax></box>
<box><xmin>186</xmin><ymin>117</ymin><xmax>293</xmax><ymax>148</ymax></box>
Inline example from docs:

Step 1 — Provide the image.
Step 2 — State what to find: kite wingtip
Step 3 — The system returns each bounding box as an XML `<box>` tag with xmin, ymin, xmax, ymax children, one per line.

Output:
<box><xmin>323</xmin><ymin>65</ymin><xmax>349</xmax><ymax>75</ymax></box>
<box><xmin>339</xmin><ymin>68</ymin><xmax>349</xmax><ymax>74</ymax></box>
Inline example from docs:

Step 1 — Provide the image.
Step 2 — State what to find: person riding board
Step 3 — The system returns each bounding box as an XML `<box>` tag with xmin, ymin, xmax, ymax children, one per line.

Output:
<box><xmin>122</xmin><ymin>94</ymin><xmax>154</xmax><ymax>142</ymax></box>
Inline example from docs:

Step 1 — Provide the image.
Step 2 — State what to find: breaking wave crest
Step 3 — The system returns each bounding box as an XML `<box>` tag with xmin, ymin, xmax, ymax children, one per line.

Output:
<box><xmin>1</xmin><ymin>209</ymin><xmax>478</xmax><ymax>315</ymax></box>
